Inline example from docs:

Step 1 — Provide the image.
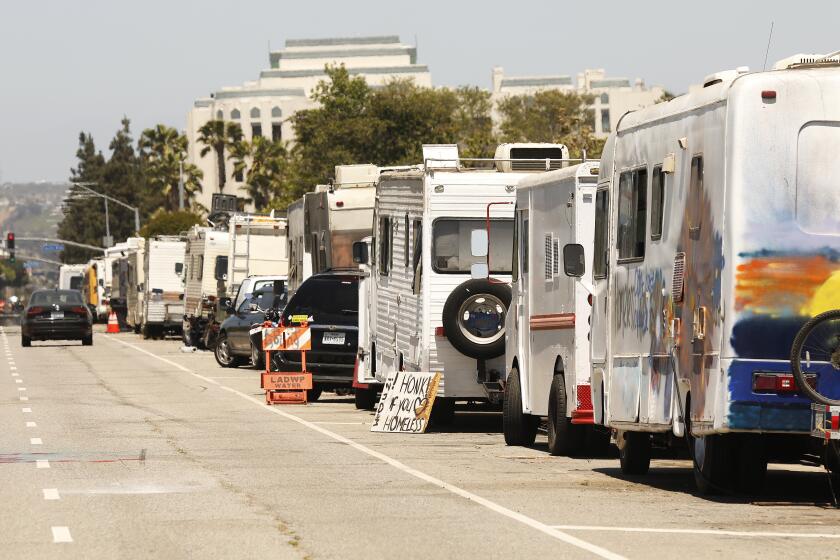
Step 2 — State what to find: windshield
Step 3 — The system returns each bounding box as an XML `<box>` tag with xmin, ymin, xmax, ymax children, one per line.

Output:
<box><xmin>284</xmin><ymin>276</ymin><xmax>358</xmax><ymax>325</ymax></box>
<box><xmin>432</xmin><ymin>218</ymin><xmax>513</xmax><ymax>273</ymax></box>
<box><xmin>30</xmin><ymin>290</ymin><xmax>84</xmax><ymax>305</ymax></box>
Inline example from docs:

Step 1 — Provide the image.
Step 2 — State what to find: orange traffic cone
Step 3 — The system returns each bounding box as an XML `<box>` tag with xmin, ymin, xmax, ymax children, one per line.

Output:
<box><xmin>106</xmin><ymin>311</ymin><xmax>120</xmax><ymax>334</ymax></box>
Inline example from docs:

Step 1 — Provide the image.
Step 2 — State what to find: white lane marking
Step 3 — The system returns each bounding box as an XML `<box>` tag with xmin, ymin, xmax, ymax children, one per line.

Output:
<box><xmin>36</xmin><ymin>460</ymin><xmax>49</xmax><ymax>469</ymax></box>
<box><xmin>107</xmin><ymin>336</ymin><xmax>624</xmax><ymax>560</ymax></box>
<box><xmin>12</xmin><ymin>372</ymin><xmax>19</xmax><ymax>377</ymax></box>
<box><xmin>31</xmin><ymin>438</ymin><xmax>43</xmax><ymax>445</ymax></box>
<box><xmin>26</xmin><ymin>421</ymin><xmax>37</xmax><ymax>428</ymax></box>
<box><xmin>51</xmin><ymin>526</ymin><xmax>73</xmax><ymax>543</ymax></box>
<box><xmin>18</xmin><ymin>387</ymin><xmax>26</xmax><ymax>391</ymax></box>
<box><xmin>43</xmin><ymin>488</ymin><xmax>60</xmax><ymax>500</ymax></box>
<box><xmin>20</xmin><ymin>396</ymin><xmax>28</xmax><ymax>401</ymax></box>
<box><xmin>551</xmin><ymin>525</ymin><xmax>840</xmax><ymax>539</ymax></box>
<box><xmin>22</xmin><ymin>407</ymin><xmax>31</xmax><ymax>413</ymax></box>
<box><xmin>15</xmin><ymin>378</ymin><xmax>22</xmax><ymax>383</ymax></box>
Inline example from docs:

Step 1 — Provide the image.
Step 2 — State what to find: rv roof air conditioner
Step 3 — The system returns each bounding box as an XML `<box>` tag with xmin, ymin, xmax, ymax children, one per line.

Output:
<box><xmin>773</xmin><ymin>51</ymin><xmax>840</xmax><ymax>70</ymax></box>
<box><xmin>701</xmin><ymin>67</ymin><xmax>749</xmax><ymax>88</ymax></box>
<box><xmin>494</xmin><ymin>143</ymin><xmax>570</xmax><ymax>173</ymax></box>
<box><xmin>334</xmin><ymin>164</ymin><xmax>379</xmax><ymax>188</ymax></box>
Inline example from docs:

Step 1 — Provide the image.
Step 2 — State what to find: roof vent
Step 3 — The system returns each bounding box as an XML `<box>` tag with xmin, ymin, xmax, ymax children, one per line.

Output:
<box><xmin>773</xmin><ymin>52</ymin><xmax>840</xmax><ymax>70</ymax></box>
<box><xmin>422</xmin><ymin>144</ymin><xmax>459</xmax><ymax>169</ymax></box>
<box><xmin>702</xmin><ymin>67</ymin><xmax>749</xmax><ymax>88</ymax></box>
<box><xmin>334</xmin><ymin>164</ymin><xmax>379</xmax><ymax>188</ymax></box>
<box><xmin>494</xmin><ymin>143</ymin><xmax>570</xmax><ymax>172</ymax></box>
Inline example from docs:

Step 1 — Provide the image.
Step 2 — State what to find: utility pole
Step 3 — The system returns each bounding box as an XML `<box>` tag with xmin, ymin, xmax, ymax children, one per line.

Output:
<box><xmin>179</xmin><ymin>159</ymin><xmax>185</xmax><ymax>211</ymax></box>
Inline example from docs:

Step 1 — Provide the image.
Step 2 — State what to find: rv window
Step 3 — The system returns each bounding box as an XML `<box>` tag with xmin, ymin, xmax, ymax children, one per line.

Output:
<box><xmin>522</xmin><ymin>217</ymin><xmax>529</xmax><ymax>275</ymax></box>
<box><xmin>617</xmin><ymin>168</ymin><xmax>647</xmax><ymax>261</ymax></box>
<box><xmin>432</xmin><ymin>219</ymin><xmax>513</xmax><ymax>274</ymax></box>
<box><xmin>797</xmin><ymin>124</ymin><xmax>840</xmax><ymax>234</ymax></box>
<box><xmin>689</xmin><ymin>156</ymin><xmax>703</xmax><ymax>235</ymax></box>
<box><xmin>651</xmin><ymin>165</ymin><xmax>665</xmax><ymax>240</ymax></box>
<box><xmin>593</xmin><ymin>189</ymin><xmax>609</xmax><ymax>279</ymax></box>
<box><xmin>511</xmin><ymin>211</ymin><xmax>519</xmax><ymax>283</ymax></box>
<box><xmin>404</xmin><ymin>214</ymin><xmax>410</xmax><ymax>267</ymax></box>
<box><xmin>379</xmin><ymin>216</ymin><xmax>391</xmax><ymax>276</ymax></box>
<box><xmin>197</xmin><ymin>256</ymin><xmax>204</xmax><ymax>280</ymax></box>
<box><xmin>412</xmin><ymin>219</ymin><xmax>422</xmax><ymax>294</ymax></box>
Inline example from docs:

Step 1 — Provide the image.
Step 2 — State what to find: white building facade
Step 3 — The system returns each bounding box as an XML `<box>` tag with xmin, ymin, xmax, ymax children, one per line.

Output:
<box><xmin>491</xmin><ymin>66</ymin><xmax>665</xmax><ymax>138</ymax></box>
<box><xmin>186</xmin><ymin>36</ymin><xmax>431</xmax><ymax>212</ymax></box>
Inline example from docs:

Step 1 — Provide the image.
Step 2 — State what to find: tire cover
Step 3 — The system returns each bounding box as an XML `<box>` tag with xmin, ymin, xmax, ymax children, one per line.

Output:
<box><xmin>441</xmin><ymin>279</ymin><xmax>511</xmax><ymax>360</ymax></box>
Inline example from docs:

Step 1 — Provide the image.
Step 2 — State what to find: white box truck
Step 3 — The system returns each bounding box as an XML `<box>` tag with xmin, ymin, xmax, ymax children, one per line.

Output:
<box><xmin>142</xmin><ymin>236</ymin><xmax>186</xmax><ymax>338</ymax></box>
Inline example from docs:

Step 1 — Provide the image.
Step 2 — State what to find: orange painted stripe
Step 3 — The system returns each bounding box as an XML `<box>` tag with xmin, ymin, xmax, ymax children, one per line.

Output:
<box><xmin>530</xmin><ymin>313</ymin><xmax>575</xmax><ymax>331</ymax></box>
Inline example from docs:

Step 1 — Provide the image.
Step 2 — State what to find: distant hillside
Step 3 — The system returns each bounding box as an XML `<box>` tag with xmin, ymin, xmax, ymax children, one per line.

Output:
<box><xmin>0</xmin><ymin>182</ymin><xmax>67</xmax><ymax>238</ymax></box>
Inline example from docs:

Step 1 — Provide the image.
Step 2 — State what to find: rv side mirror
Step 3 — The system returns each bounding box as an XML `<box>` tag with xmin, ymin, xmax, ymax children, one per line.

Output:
<box><xmin>352</xmin><ymin>241</ymin><xmax>369</xmax><ymax>265</ymax></box>
<box><xmin>214</xmin><ymin>256</ymin><xmax>228</xmax><ymax>281</ymax></box>
<box><xmin>471</xmin><ymin>262</ymin><xmax>489</xmax><ymax>280</ymax></box>
<box><xmin>563</xmin><ymin>244</ymin><xmax>586</xmax><ymax>278</ymax></box>
<box><xmin>471</xmin><ymin>229</ymin><xmax>488</xmax><ymax>258</ymax></box>
<box><xmin>175</xmin><ymin>262</ymin><xmax>184</xmax><ymax>275</ymax></box>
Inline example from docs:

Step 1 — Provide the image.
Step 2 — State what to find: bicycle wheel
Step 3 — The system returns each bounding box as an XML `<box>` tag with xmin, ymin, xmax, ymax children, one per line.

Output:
<box><xmin>790</xmin><ymin>309</ymin><xmax>840</xmax><ymax>406</ymax></box>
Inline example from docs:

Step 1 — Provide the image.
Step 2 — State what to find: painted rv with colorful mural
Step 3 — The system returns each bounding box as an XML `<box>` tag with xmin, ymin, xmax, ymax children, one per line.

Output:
<box><xmin>591</xmin><ymin>56</ymin><xmax>840</xmax><ymax>494</ymax></box>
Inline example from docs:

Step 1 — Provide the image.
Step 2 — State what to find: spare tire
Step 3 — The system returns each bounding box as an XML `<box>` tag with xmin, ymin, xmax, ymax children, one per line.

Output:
<box><xmin>441</xmin><ymin>279</ymin><xmax>511</xmax><ymax>360</ymax></box>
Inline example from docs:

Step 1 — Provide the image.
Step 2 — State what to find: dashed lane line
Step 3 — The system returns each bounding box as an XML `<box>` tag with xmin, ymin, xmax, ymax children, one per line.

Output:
<box><xmin>551</xmin><ymin>525</ymin><xmax>840</xmax><ymax>539</ymax></box>
<box><xmin>36</xmin><ymin>460</ymin><xmax>49</xmax><ymax>469</ymax></box>
<box><xmin>20</xmin><ymin>396</ymin><xmax>28</xmax><ymax>401</ymax></box>
<box><xmin>26</xmin><ymin>421</ymin><xmax>36</xmax><ymax>428</ymax></box>
<box><xmin>51</xmin><ymin>526</ymin><xmax>72</xmax><ymax>543</ymax></box>
<box><xmin>22</xmin><ymin>407</ymin><xmax>31</xmax><ymax>413</ymax></box>
<box><xmin>30</xmin><ymin>438</ymin><xmax>43</xmax><ymax>445</ymax></box>
<box><xmin>43</xmin><ymin>489</ymin><xmax>60</xmax><ymax>500</ymax></box>
<box><xmin>105</xmin><ymin>335</ymin><xmax>625</xmax><ymax>560</ymax></box>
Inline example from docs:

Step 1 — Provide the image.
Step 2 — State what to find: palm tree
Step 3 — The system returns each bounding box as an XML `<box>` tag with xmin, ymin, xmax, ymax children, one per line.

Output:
<box><xmin>197</xmin><ymin>120</ymin><xmax>242</xmax><ymax>193</ymax></box>
<box><xmin>228</xmin><ymin>136</ymin><xmax>291</xmax><ymax>211</ymax></box>
<box><xmin>139</xmin><ymin>125</ymin><xmax>203</xmax><ymax>211</ymax></box>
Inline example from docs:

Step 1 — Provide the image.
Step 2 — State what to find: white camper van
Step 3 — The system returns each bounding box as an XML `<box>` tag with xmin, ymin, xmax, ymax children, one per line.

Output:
<box><xmin>83</xmin><ymin>259</ymin><xmax>108</xmax><ymax>321</ymax></box>
<box><xmin>225</xmin><ymin>213</ymin><xmax>288</xmax><ymax>299</ymax></box>
<box><xmin>355</xmin><ymin>143</ymin><xmax>569</xmax><ymax>418</ymax></box>
<box><xmin>105</xmin><ymin>238</ymin><xmax>143</xmax><ymax>327</ymax></box>
<box><xmin>592</xmin><ymin>56</ymin><xmax>840</xmax><ymax>494</ymax></box>
<box><xmin>286</xmin><ymin>197</ymin><xmax>312</xmax><ymax>295</ymax></box>
<box><xmin>58</xmin><ymin>264</ymin><xmax>86</xmax><ymax>291</ymax></box>
<box><xmin>502</xmin><ymin>162</ymin><xmax>609</xmax><ymax>454</ymax></box>
<box><xmin>142</xmin><ymin>236</ymin><xmax>186</xmax><ymax>338</ymax></box>
<box><xmin>182</xmin><ymin>226</ymin><xmax>230</xmax><ymax>347</ymax></box>
<box><xmin>125</xmin><ymin>239</ymin><xmax>147</xmax><ymax>333</ymax></box>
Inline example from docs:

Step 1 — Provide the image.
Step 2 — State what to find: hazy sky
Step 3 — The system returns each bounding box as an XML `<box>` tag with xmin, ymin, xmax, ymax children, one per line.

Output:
<box><xmin>1</xmin><ymin>0</ymin><xmax>838</xmax><ymax>182</ymax></box>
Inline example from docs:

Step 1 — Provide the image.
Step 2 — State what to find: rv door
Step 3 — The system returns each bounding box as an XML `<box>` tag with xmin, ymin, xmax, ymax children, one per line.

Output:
<box><xmin>514</xmin><ymin>207</ymin><xmax>531</xmax><ymax>394</ymax></box>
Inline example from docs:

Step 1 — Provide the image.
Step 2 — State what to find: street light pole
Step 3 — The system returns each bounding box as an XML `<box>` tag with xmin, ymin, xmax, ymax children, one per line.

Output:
<box><xmin>104</xmin><ymin>198</ymin><xmax>111</xmax><ymax>240</ymax></box>
<box><xmin>178</xmin><ymin>159</ymin><xmax>185</xmax><ymax>211</ymax></box>
<box><xmin>71</xmin><ymin>182</ymin><xmax>141</xmax><ymax>235</ymax></box>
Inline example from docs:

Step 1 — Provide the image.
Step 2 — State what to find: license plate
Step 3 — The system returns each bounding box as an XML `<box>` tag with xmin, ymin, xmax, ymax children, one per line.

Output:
<box><xmin>322</xmin><ymin>332</ymin><xmax>345</xmax><ymax>345</ymax></box>
<box><xmin>51</xmin><ymin>312</ymin><xmax>64</xmax><ymax>320</ymax></box>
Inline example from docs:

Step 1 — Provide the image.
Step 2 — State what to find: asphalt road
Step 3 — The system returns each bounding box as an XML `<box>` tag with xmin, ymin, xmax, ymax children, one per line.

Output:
<box><xmin>2</xmin><ymin>324</ymin><xmax>839</xmax><ymax>559</ymax></box>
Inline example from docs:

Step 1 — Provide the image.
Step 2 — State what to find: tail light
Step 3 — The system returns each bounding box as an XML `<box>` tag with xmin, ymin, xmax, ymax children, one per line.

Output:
<box><xmin>27</xmin><ymin>306</ymin><xmax>44</xmax><ymax>316</ymax></box>
<box><xmin>70</xmin><ymin>306</ymin><xmax>88</xmax><ymax>315</ymax></box>
<box><xmin>753</xmin><ymin>372</ymin><xmax>815</xmax><ymax>393</ymax></box>
<box><xmin>435</xmin><ymin>326</ymin><xmax>446</xmax><ymax>337</ymax></box>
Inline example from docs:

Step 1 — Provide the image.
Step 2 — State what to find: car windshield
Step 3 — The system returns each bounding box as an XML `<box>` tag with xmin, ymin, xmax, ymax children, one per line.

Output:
<box><xmin>30</xmin><ymin>290</ymin><xmax>83</xmax><ymax>305</ymax></box>
<box><xmin>284</xmin><ymin>276</ymin><xmax>358</xmax><ymax>325</ymax></box>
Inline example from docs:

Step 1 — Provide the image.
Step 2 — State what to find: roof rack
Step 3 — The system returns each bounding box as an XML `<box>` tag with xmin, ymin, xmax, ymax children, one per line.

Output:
<box><xmin>422</xmin><ymin>156</ymin><xmax>590</xmax><ymax>173</ymax></box>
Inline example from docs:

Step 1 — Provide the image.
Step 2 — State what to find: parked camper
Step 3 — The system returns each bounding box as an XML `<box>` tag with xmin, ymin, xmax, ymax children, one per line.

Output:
<box><xmin>286</xmin><ymin>197</ymin><xmax>312</xmax><ymax>294</ymax></box>
<box><xmin>355</xmin><ymin>143</ymin><xmax>569</xmax><ymax>418</ymax></box>
<box><xmin>58</xmin><ymin>264</ymin><xmax>86</xmax><ymax>291</ymax></box>
<box><xmin>592</xmin><ymin>57</ymin><xmax>840</xmax><ymax>494</ymax></box>
<box><xmin>142</xmin><ymin>236</ymin><xmax>186</xmax><ymax>338</ymax></box>
<box><xmin>106</xmin><ymin>238</ymin><xmax>143</xmax><ymax>328</ymax></box>
<box><xmin>83</xmin><ymin>259</ymin><xmax>108</xmax><ymax>321</ymax></box>
<box><xmin>225</xmin><ymin>213</ymin><xmax>288</xmax><ymax>299</ymax></box>
<box><xmin>502</xmin><ymin>162</ymin><xmax>610</xmax><ymax>454</ymax></box>
<box><xmin>125</xmin><ymin>239</ymin><xmax>146</xmax><ymax>333</ymax></box>
<box><xmin>182</xmin><ymin>226</ymin><xmax>230</xmax><ymax>348</ymax></box>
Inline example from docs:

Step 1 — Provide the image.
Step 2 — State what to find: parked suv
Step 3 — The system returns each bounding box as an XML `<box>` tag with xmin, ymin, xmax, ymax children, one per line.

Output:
<box><xmin>272</xmin><ymin>271</ymin><xmax>360</xmax><ymax>400</ymax></box>
<box><xmin>215</xmin><ymin>278</ymin><xmax>287</xmax><ymax>368</ymax></box>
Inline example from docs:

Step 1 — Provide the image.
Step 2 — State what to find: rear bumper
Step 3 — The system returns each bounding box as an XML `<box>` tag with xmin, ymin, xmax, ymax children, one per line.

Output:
<box><xmin>23</xmin><ymin>322</ymin><xmax>91</xmax><ymax>340</ymax></box>
<box><xmin>725</xmin><ymin>359</ymin><xmax>840</xmax><ymax>433</ymax></box>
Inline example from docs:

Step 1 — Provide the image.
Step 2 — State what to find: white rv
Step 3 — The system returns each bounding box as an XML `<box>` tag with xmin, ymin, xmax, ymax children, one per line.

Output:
<box><xmin>83</xmin><ymin>258</ymin><xmax>108</xmax><ymax>321</ymax></box>
<box><xmin>142</xmin><ymin>236</ymin><xmax>186</xmax><ymax>338</ymax></box>
<box><xmin>182</xmin><ymin>225</ymin><xmax>230</xmax><ymax>347</ymax></box>
<box><xmin>355</xmin><ymin>143</ymin><xmax>569</xmax><ymax>418</ymax></box>
<box><xmin>58</xmin><ymin>264</ymin><xmax>86</xmax><ymax>291</ymax></box>
<box><xmin>592</xmin><ymin>56</ymin><xmax>840</xmax><ymax>494</ymax></box>
<box><xmin>225</xmin><ymin>213</ymin><xmax>288</xmax><ymax>298</ymax></box>
<box><xmin>125</xmin><ymin>238</ymin><xmax>147</xmax><ymax>333</ymax></box>
<box><xmin>285</xmin><ymin>197</ymin><xmax>312</xmax><ymax>295</ymax></box>
<box><xmin>502</xmin><ymin>162</ymin><xmax>609</xmax><ymax>455</ymax></box>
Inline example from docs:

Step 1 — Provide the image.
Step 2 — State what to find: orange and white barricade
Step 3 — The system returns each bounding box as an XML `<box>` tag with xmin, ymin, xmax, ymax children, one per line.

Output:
<box><xmin>260</xmin><ymin>323</ymin><xmax>313</xmax><ymax>405</ymax></box>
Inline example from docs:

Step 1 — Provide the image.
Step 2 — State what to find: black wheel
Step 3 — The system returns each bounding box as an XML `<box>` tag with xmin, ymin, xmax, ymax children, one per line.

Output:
<box><xmin>503</xmin><ymin>367</ymin><xmax>538</xmax><ymax>446</ymax></box>
<box><xmin>547</xmin><ymin>374</ymin><xmax>584</xmax><ymax>456</ymax></box>
<box><xmin>734</xmin><ymin>435</ymin><xmax>767</xmax><ymax>495</ymax></box>
<box><xmin>617</xmin><ymin>430</ymin><xmax>651</xmax><ymax>475</ymax></box>
<box><xmin>142</xmin><ymin>324</ymin><xmax>151</xmax><ymax>340</ymax></box>
<box><xmin>690</xmin><ymin>431</ymin><xmax>734</xmax><ymax>495</ymax></box>
<box><xmin>250</xmin><ymin>342</ymin><xmax>265</xmax><ymax>370</ymax></box>
<box><xmin>442</xmin><ymin>279</ymin><xmax>511</xmax><ymax>360</ymax></box>
<box><xmin>82</xmin><ymin>335</ymin><xmax>93</xmax><ymax>346</ymax></box>
<box><xmin>307</xmin><ymin>385</ymin><xmax>323</xmax><ymax>402</ymax></box>
<box><xmin>21</xmin><ymin>335</ymin><xmax>31</xmax><ymax>347</ymax></box>
<box><xmin>133</xmin><ymin>323</ymin><xmax>141</xmax><ymax>335</ymax></box>
<box><xmin>354</xmin><ymin>386</ymin><xmax>379</xmax><ymax>410</ymax></box>
<box><xmin>790</xmin><ymin>309</ymin><xmax>840</xmax><ymax>405</ymax></box>
<box><xmin>430</xmin><ymin>397</ymin><xmax>456</xmax><ymax>427</ymax></box>
<box><xmin>214</xmin><ymin>333</ymin><xmax>242</xmax><ymax>368</ymax></box>
<box><xmin>585</xmin><ymin>427</ymin><xmax>612</xmax><ymax>457</ymax></box>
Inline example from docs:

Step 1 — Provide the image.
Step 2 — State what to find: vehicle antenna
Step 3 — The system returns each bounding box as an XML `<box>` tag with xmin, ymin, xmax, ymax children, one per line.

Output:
<box><xmin>762</xmin><ymin>21</ymin><xmax>774</xmax><ymax>71</ymax></box>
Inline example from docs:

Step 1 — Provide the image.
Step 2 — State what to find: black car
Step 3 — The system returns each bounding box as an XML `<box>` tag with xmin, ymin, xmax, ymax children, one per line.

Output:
<box><xmin>215</xmin><ymin>281</ymin><xmax>287</xmax><ymax>369</ymax></box>
<box><xmin>272</xmin><ymin>271</ymin><xmax>360</xmax><ymax>398</ymax></box>
<box><xmin>22</xmin><ymin>289</ymin><xmax>93</xmax><ymax>347</ymax></box>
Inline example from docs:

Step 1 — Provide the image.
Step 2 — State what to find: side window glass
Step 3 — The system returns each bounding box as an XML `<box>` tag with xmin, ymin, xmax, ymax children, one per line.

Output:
<box><xmin>593</xmin><ymin>189</ymin><xmax>609</xmax><ymax>278</ymax></box>
<box><xmin>522</xmin><ymin>217</ymin><xmax>529</xmax><ymax>275</ymax></box>
<box><xmin>689</xmin><ymin>156</ymin><xmax>703</xmax><ymax>236</ymax></box>
<box><xmin>616</xmin><ymin>168</ymin><xmax>647</xmax><ymax>261</ymax></box>
<box><xmin>412</xmin><ymin>219</ymin><xmax>422</xmax><ymax>294</ymax></box>
<box><xmin>379</xmin><ymin>216</ymin><xmax>391</xmax><ymax>276</ymax></box>
<box><xmin>512</xmin><ymin>210</ymin><xmax>519</xmax><ymax>283</ymax></box>
<box><xmin>404</xmin><ymin>214</ymin><xmax>410</xmax><ymax>267</ymax></box>
<box><xmin>651</xmin><ymin>165</ymin><xmax>665</xmax><ymax>240</ymax></box>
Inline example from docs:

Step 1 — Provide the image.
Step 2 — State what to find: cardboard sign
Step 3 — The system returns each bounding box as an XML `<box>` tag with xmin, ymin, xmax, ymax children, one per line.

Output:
<box><xmin>261</xmin><ymin>372</ymin><xmax>313</xmax><ymax>391</ymax></box>
<box><xmin>371</xmin><ymin>371</ymin><xmax>441</xmax><ymax>434</ymax></box>
<box><xmin>263</xmin><ymin>326</ymin><xmax>312</xmax><ymax>351</ymax></box>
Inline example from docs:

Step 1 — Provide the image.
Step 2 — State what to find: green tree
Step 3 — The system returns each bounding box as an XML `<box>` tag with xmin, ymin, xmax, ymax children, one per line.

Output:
<box><xmin>139</xmin><ymin>124</ymin><xmax>203</xmax><ymax>211</ymax></box>
<box><xmin>229</xmin><ymin>136</ymin><xmax>294</xmax><ymax>211</ymax></box>
<box><xmin>197</xmin><ymin>120</ymin><xmax>243</xmax><ymax>193</ymax></box>
<box><xmin>657</xmin><ymin>90</ymin><xmax>676</xmax><ymax>103</ymax></box>
<box><xmin>138</xmin><ymin>209</ymin><xmax>203</xmax><ymax>238</ymax></box>
<box><xmin>101</xmin><ymin>117</ymin><xmax>144</xmax><ymax>242</ymax></box>
<box><xmin>451</xmin><ymin>86</ymin><xmax>496</xmax><ymax>159</ymax></box>
<box><xmin>497</xmin><ymin>90</ymin><xmax>604</xmax><ymax>158</ymax></box>
<box><xmin>57</xmin><ymin>132</ymin><xmax>108</xmax><ymax>263</ymax></box>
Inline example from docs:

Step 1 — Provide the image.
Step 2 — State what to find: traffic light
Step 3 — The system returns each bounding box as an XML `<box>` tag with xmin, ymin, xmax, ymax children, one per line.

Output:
<box><xmin>6</xmin><ymin>232</ymin><xmax>14</xmax><ymax>264</ymax></box>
